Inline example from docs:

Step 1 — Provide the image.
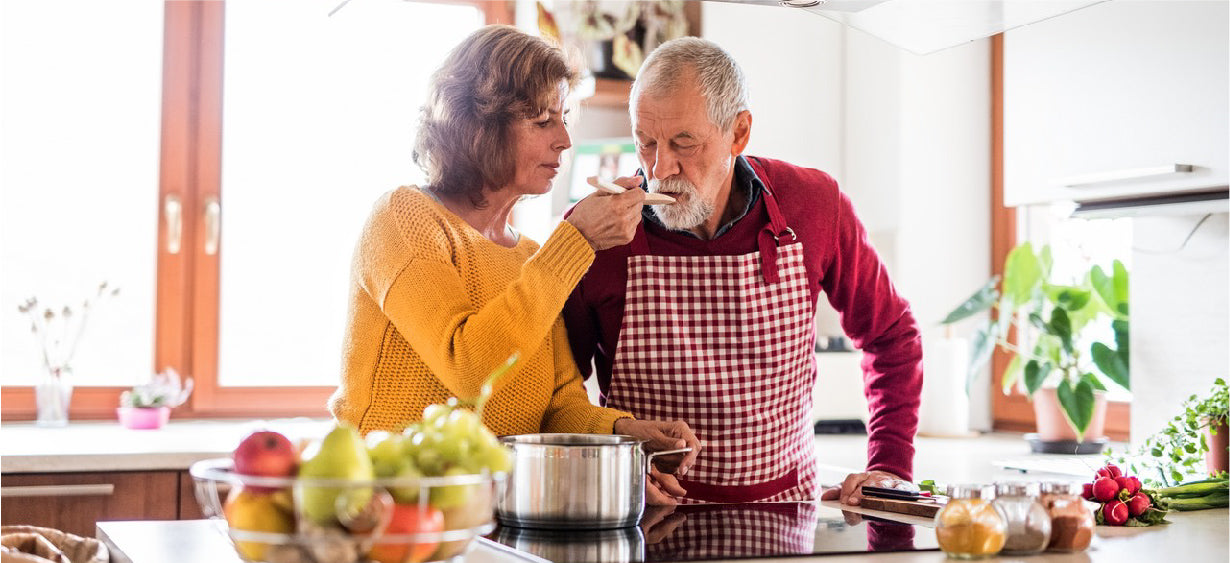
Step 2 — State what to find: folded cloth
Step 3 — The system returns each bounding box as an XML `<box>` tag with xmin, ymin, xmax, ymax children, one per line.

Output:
<box><xmin>0</xmin><ymin>526</ymin><xmax>107</xmax><ymax>563</ymax></box>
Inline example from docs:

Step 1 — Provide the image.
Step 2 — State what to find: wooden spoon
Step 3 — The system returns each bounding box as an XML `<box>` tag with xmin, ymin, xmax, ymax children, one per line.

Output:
<box><xmin>587</xmin><ymin>176</ymin><xmax>675</xmax><ymax>205</ymax></box>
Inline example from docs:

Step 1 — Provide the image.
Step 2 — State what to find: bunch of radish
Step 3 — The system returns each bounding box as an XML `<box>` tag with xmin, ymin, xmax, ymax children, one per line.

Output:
<box><xmin>1082</xmin><ymin>464</ymin><xmax>1169</xmax><ymax>526</ymax></box>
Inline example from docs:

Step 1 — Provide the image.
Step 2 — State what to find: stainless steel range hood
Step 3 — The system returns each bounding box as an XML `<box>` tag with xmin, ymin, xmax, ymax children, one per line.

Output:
<box><xmin>709</xmin><ymin>0</ymin><xmax>1107</xmax><ymax>54</ymax></box>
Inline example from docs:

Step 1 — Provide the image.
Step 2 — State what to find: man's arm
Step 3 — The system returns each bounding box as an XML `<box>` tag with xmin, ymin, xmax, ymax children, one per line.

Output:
<box><xmin>821</xmin><ymin>191</ymin><xmax>924</xmax><ymax>485</ymax></box>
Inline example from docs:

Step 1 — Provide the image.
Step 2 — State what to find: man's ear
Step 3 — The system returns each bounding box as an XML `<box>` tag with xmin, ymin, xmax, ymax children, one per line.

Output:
<box><xmin>730</xmin><ymin>110</ymin><xmax>752</xmax><ymax>155</ymax></box>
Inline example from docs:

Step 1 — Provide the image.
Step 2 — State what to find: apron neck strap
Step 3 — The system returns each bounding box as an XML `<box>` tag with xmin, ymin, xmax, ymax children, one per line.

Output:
<box><xmin>748</xmin><ymin>157</ymin><xmax>796</xmax><ymax>284</ymax></box>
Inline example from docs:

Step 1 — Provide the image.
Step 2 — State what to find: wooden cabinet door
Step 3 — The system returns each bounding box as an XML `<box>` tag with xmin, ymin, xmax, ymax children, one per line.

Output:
<box><xmin>1004</xmin><ymin>0</ymin><xmax>1229</xmax><ymax>206</ymax></box>
<box><xmin>1</xmin><ymin>471</ymin><xmax>180</xmax><ymax>537</ymax></box>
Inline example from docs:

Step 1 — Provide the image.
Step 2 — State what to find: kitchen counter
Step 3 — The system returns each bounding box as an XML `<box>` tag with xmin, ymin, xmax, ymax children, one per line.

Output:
<box><xmin>0</xmin><ymin>418</ymin><xmax>333</xmax><ymax>473</ymax></box>
<box><xmin>95</xmin><ymin>505</ymin><xmax>1228</xmax><ymax>563</ymax></box>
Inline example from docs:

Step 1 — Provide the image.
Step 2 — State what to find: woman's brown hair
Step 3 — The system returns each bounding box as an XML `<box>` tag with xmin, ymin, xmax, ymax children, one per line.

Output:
<box><xmin>414</xmin><ymin>25</ymin><xmax>578</xmax><ymax>207</ymax></box>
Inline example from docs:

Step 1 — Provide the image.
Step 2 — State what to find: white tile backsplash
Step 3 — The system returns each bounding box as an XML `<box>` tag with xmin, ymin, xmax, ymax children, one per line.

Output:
<box><xmin>1130</xmin><ymin>212</ymin><xmax>1229</xmax><ymax>444</ymax></box>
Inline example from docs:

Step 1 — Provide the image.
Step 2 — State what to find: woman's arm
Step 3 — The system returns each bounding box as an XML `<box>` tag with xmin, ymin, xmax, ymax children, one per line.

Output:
<box><xmin>371</xmin><ymin>219</ymin><xmax>595</xmax><ymax>401</ymax></box>
<box><xmin>540</xmin><ymin>320</ymin><xmax>630</xmax><ymax>433</ymax></box>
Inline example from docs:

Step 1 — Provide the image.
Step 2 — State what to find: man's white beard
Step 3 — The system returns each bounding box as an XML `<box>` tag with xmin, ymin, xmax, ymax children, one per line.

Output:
<box><xmin>649</xmin><ymin>176</ymin><xmax>714</xmax><ymax>231</ymax></box>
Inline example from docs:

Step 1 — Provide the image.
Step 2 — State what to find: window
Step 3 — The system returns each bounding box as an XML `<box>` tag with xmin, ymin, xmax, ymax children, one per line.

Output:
<box><xmin>1</xmin><ymin>0</ymin><xmax>511</xmax><ymax>420</ymax></box>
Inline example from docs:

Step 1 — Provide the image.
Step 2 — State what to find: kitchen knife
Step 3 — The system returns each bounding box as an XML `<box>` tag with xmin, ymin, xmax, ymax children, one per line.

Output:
<box><xmin>861</xmin><ymin>486</ymin><xmax>934</xmax><ymax>502</ymax></box>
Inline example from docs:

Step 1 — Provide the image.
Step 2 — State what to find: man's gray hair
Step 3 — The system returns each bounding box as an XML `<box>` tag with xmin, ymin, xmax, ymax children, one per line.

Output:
<box><xmin>631</xmin><ymin>37</ymin><xmax>750</xmax><ymax>132</ymax></box>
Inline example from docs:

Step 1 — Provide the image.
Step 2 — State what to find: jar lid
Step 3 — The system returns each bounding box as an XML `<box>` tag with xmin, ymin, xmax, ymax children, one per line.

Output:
<box><xmin>994</xmin><ymin>482</ymin><xmax>1040</xmax><ymax>497</ymax></box>
<box><xmin>946</xmin><ymin>484</ymin><xmax>994</xmax><ymax>499</ymax></box>
<box><xmin>1040</xmin><ymin>481</ymin><xmax>1081</xmax><ymax>495</ymax></box>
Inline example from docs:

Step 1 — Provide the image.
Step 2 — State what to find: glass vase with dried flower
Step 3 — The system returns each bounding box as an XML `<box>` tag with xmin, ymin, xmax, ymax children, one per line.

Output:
<box><xmin>16</xmin><ymin>281</ymin><xmax>120</xmax><ymax>427</ymax></box>
<box><xmin>117</xmin><ymin>368</ymin><xmax>194</xmax><ymax>430</ymax></box>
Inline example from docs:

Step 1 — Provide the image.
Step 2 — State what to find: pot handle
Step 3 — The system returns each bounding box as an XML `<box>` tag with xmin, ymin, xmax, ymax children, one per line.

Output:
<box><xmin>645</xmin><ymin>447</ymin><xmax>692</xmax><ymax>474</ymax></box>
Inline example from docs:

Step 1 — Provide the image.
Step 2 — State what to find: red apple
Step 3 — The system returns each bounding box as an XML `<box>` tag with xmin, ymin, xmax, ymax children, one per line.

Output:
<box><xmin>233</xmin><ymin>430</ymin><xmax>298</xmax><ymax>489</ymax></box>
<box><xmin>367</xmin><ymin>503</ymin><xmax>445</xmax><ymax>563</ymax></box>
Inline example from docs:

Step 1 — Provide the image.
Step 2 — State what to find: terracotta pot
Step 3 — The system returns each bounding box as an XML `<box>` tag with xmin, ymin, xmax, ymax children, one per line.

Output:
<box><xmin>1206</xmin><ymin>420</ymin><xmax>1229</xmax><ymax>475</ymax></box>
<box><xmin>1032</xmin><ymin>387</ymin><xmax>1107</xmax><ymax>441</ymax></box>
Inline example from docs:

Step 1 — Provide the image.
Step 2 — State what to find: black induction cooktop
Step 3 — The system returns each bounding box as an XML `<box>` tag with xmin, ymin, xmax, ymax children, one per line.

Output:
<box><xmin>489</xmin><ymin>502</ymin><xmax>940</xmax><ymax>562</ymax></box>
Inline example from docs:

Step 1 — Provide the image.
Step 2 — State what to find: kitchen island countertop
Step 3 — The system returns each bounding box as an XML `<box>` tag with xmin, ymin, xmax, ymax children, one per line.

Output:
<box><xmin>96</xmin><ymin>504</ymin><xmax>1227</xmax><ymax>563</ymax></box>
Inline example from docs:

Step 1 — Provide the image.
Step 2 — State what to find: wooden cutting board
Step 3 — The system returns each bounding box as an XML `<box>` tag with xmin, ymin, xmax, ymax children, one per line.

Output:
<box><xmin>858</xmin><ymin>497</ymin><xmax>942</xmax><ymax>518</ymax></box>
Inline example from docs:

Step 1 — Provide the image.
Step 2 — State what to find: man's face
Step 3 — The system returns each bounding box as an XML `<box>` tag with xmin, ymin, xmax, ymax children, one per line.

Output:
<box><xmin>633</xmin><ymin>75</ymin><xmax>743</xmax><ymax>231</ymax></box>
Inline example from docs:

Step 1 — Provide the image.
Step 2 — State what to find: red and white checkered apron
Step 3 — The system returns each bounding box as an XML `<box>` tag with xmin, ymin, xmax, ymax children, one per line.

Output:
<box><xmin>606</xmin><ymin>173</ymin><xmax>818</xmax><ymax>504</ymax></box>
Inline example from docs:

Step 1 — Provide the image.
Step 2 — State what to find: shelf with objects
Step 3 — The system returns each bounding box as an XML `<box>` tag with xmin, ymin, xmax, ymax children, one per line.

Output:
<box><xmin>537</xmin><ymin>0</ymin><xmax>701</xmax><ymax>108</ymax></box>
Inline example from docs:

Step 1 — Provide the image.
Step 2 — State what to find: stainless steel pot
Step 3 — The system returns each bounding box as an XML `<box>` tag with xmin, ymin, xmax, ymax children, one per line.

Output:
<box><xmin>496</xmin><ymin>433</ymin><xmax>689</xmax><ymax>530</ymax></box>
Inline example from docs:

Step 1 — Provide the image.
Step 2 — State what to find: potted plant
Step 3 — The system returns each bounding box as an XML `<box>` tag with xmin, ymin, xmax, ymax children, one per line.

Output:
<box><xmin>1108</xmin><ymin>378</ymin><xmax>1229</xmax><ymax>485</ymax></box>
<box><xmin>941</xmin><ymin>242</ymin><xmax>1130</xmax><ymax>449</ymax></box>
<box><xmin>117</xmin><ymin>368</ymin><xmax>194</xmax><ymax>430</ymax></box>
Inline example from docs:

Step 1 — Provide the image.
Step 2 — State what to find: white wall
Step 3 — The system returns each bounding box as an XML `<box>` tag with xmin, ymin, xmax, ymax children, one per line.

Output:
<box><xmin>705</xmin><ymin>3</ymin><xmax>993</xmax><ymax>430</ymax></box>
<box><xmin>1130</xmin><ymin>213</ymin><xmax>1230</xmax><ymax>443</ymax></box>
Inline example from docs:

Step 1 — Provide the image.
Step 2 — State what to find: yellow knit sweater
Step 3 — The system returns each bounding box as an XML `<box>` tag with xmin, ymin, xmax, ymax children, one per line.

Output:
<box><xmin>329</xmin><ymin>186</ymin><xmax>630</xmax><ymax>436</ymax></box>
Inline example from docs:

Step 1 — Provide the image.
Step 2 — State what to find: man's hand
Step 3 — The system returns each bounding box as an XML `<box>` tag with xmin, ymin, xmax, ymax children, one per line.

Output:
<box><xmin>819</xmin><ymin>470</ymin><xmax>915</xmax><ymax>506</ymax></box>
<box><xmin>612</xmin><ymin>418</ymin><xmax>701</xmax><ymax>475</ymax></box>
<box><xmin>646</xmin><ymin>467</ymin><xmax>687</xmax><ymax>505</ymax></box>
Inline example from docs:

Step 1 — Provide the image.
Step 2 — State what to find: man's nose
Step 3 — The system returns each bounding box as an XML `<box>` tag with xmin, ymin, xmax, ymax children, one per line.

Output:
<box><xmin>651</xmin><ymin>147</ymin><xmax>678</xmax><ymax>179</ymax></box>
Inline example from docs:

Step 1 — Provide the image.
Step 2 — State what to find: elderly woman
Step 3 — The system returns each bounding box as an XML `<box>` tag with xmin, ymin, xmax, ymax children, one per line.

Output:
<box><xmin>328</xmin><ymin>26</ymin><xmax>698</xmax><ymax>500</ymax></box>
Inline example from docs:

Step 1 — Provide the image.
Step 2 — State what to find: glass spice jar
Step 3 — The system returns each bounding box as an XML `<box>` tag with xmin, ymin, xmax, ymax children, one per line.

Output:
<box><xmin>991</xmin><ymin>482</ymin><xmax>1052</xmax><ymax>555</ymax></box>
<box><xmin>935</xmin><ymin>484</ymin><xmax>1006</xmax><ymax>559</ymax></box>
<box><xmin>1040</xmin><ymin>481</ymin><xmax>1095</xmax><ymax>552</ymax></box>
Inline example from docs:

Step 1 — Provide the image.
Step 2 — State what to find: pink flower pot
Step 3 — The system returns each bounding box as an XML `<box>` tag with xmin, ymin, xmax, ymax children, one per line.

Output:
<box><xmin>117</xmin><ymin>406</ymin><xmax>171</xmax><ymax>430</ymax></box>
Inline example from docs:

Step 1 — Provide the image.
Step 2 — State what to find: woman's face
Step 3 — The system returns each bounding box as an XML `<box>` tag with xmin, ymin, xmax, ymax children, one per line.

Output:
<box><xmin>506</xmin><ymin>83</ymin><xmax>571</xmax><ymax>197</ymax></box>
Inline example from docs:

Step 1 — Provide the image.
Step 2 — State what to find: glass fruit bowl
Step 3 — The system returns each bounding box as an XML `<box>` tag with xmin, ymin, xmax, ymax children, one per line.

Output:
<box><xmin>190</xmin><ymin>457</ymin><xmax>506</xmax><ymax>563</ymax></box>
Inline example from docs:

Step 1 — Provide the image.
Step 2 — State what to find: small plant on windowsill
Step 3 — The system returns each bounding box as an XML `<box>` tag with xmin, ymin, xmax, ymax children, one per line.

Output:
<box><xmin>117</xmin><ymin>368</ymin><xmax>194</xmax><ymax>430</ymax></box>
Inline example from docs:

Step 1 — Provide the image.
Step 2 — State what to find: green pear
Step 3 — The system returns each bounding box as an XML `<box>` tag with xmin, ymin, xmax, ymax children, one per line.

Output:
<box><xmin>296</xmin><ymin>424</ymin><xmax>374</xmax><ymax>527</ymax></box>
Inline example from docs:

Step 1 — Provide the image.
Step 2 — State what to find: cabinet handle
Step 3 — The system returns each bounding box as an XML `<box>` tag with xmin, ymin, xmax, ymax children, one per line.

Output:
<box><xmin>204</xmin><ymin>196</ymin><xmax>221</xmax><ymax>256</ymax></box>
<box><xmin>0</xmin><ymin>484</ymin><xmax>115</xmax><ymax>498</ymax></box>
<box><xmin>1059</xmin><ymin>164</ymin><xmax>1194</xmax><ymax>187</ymax></box>
<box><xmin>164</xmin><ymin>194</ymin><xmax>182</xmax><ymax>254</ymax></box>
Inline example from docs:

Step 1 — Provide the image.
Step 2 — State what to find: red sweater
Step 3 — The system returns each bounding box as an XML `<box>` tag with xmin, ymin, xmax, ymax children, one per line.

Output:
<box><xmin>563</xmin><ymin>156</ymin><xmax>923</xmax><ymax>481</ymax></box>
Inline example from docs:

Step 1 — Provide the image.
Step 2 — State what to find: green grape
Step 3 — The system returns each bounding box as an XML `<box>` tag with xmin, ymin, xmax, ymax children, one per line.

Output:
<box><xmin>430</xmin><ymin>466</ymin><xmax>475</xmax><ymax>510</ymax></box>
<box><xmin>387</xmin><ymin>459</ymin><xmax>424</xmax><ymax>504</ymax></box>
<box><xmin>422</xmin><ymin>404</ymin><xmax>451</xmax><ymax>427</ymax></box>
<box><xmin>444</xmin><ymin>408</ymin><xmax>481</xmax><ymax>437</ymax></box>
<box><xmin>412</xmin><ymin>431</ymin><xmax>447</xmax><ymax>476</ymax></box>
<box><xmin>475</xmin><ymin>444</ymin><xmax>514</xmax><ymax>474</ymax></box>
<box><xmin>367</xmin><ymin>432</ymin><xmax>409</xmax><ymax>477</ymax></box>
<box><xmin>436</xmin><ymin>434</ymin><xmax>471</xmax><ymax>464</ymax></box>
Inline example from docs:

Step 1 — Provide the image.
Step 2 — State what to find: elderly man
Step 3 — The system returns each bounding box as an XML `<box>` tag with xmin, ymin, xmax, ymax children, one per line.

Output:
<box><xmin>563</xmin><ymin>37</ymin><xmax>923</xmax><ymax>505</ymax></box>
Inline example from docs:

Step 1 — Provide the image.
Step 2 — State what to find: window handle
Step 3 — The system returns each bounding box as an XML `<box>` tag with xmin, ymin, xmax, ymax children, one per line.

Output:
<box><xmin>204</xmin><ymin>196</ymin><xmax>221</xmax><ymax>256</ymax></box>
<box><xmin>164</xmin><ymin>194</ymin><xmax>182</xmax><ymax>254</ymax></box>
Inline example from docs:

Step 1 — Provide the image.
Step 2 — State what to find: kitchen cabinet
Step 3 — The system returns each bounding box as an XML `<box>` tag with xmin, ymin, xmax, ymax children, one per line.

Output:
<box><xmin>1003</xmin><ymin>0</ymin><xmax>1228</xmax><ymax>207</ymax></box>
<box><xmin>0</xmin><ymin>471</ymin><xmax>180</xmax><ymax>538</ymax></box>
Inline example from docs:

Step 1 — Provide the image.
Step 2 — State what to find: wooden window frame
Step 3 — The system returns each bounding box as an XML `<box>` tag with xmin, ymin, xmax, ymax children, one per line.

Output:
<box><xmin>2</xmin><ymin>0</ymin><xmax>511</xmax><ymax>421</ymax></box>
<box><xmin>989</xmin><ymin>34</ymin><xmax>1129</xmax><ymax>441</ymax></box>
